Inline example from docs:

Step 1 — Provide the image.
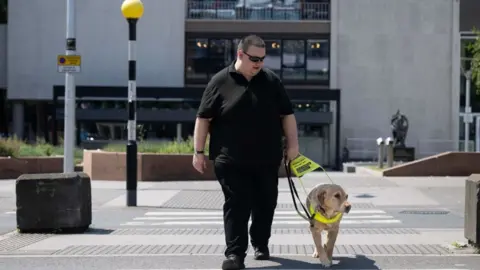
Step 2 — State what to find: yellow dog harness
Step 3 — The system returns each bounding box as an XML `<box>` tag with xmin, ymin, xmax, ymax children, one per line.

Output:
<box><xmin>308</xmin><ymin>204</ymin><xmax>343</xmax><ymax>224</ymax></box>
<box><xmin>286</xmin><ymin>154</ymin><xmax>343</xmax><ymax>227</ymax></box>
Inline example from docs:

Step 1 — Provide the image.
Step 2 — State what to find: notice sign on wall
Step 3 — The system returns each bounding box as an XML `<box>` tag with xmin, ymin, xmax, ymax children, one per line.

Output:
<box><xmin>57</xmin><ymin>55</ymin><xmax>81</xmax><ymax>73</ymax></box>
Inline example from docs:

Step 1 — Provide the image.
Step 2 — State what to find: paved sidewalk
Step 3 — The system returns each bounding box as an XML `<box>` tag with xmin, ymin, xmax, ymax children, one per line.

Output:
<box><xmin>0</xmin><ymin>173</ymin><xmax>476</xmax><ymax>269</ymax></box>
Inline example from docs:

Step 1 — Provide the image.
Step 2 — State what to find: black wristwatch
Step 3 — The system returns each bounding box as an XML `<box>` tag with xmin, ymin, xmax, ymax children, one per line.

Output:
<box><xmin>195</xmin><ymin>150</ymin><xmax>205</xmax><ymax>155</ymax></box>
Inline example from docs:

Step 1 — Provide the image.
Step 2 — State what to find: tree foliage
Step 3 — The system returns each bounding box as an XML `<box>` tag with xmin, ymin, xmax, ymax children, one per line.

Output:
<box><xmin>467</xmin><ymin>27</ymin><xmax>480</xmax><ymax>94</ymax></box>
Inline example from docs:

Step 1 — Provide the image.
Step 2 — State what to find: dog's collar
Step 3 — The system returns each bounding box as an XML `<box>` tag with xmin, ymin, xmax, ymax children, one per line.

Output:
<box><xmin>308</xmin><ymin>204</ymin><xmax>342</xmax><ymax>224</ymax></box>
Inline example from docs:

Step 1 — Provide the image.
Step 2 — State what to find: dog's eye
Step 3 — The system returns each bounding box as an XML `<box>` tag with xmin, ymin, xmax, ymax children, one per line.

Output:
<box><xmin>334</xmin><ymin>194</ymin><xmax>341</xmax><ymax>199</ymax></box>
<box><xmin>346</xmin><ymin>194</ymin><xmax>349</xmax><ymax>199</ymax></box>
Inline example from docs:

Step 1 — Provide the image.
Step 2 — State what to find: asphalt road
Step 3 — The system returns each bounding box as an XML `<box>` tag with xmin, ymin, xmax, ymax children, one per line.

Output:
<box><xmin>0</xmin><ymin>254</ymin><xmax>478</xmax><ymax>269</ymax></box>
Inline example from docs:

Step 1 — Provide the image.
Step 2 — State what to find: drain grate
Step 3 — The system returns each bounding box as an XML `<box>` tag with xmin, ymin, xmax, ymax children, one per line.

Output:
<box><xmin>399</xmin><ymin>210</ymin><xmax>450</xmax><ymax>215</ymax></box>
<box><xmin>161</xmin><ymin>190</ymin><xmax>375</xmax><ymax>210</ymax></box>
<box><xmin>0</xmin><ymin>233</ymin><xmax>53</xmax><ymax>252</ymax></box>
<box><xmin>110</xmin><ymin>228</ymin><xmax>419</xmax><ymax>235</ymax></box>
<box><xmin>53</xmin><ymin>244</ymin><xmax>451</xmax><ymax>255</ymax></box>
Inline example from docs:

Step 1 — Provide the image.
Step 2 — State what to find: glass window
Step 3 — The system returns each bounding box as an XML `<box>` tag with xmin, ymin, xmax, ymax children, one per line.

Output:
<box><xmin>282</xmin><ymin>40</ymin><xmax>305</xmax><ymax>80</ymax></box>
<box><xmin>185</xmin><ymin>38</ymin><xmax>208</xmax><ymax>80</ymax></box>
<box><xmin>209</xmin><ymin>39</ymin><xmax>234</xmax><ymax>78</ymax></box>
<box><xmin>307</xmin><ymin>39</ymin><xmax>329</xmax><ymax>80</ymax></box>
<box><xmin>0</xmin><ymin>0</ymin><xmax>6</xmax><ymax>24</ymax></box>
<box><xmin>185</xmin><ymin>37</ymin><xmax>330</xmax><ymax>83</ymax></box>
<box><xmin>264</xmin><ymin>40</ymin><xmax>281</xmax><ymax>76</ymax></box>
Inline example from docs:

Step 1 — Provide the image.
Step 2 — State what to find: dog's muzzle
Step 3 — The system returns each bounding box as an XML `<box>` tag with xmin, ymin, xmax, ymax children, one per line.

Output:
<box><xmin>345</xmin><ymin>204</ymin><xmax>352</xmax><ymax>214</ymax></box>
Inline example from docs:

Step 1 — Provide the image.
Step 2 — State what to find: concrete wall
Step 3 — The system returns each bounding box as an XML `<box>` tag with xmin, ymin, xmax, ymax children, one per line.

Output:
<box><xmin>0</xmin><ymin>25</ymin><xmax>6</xmax><ymax>89</ymax></box>
<box><xmin>7</xmin><ymin>0</ymin><xmax>186</xmax><ymax>100</ymax></box>
<box><xmin>332</xmin><ymin>0</ymin><xmax>459</xmax><ymax>156</ymax></box>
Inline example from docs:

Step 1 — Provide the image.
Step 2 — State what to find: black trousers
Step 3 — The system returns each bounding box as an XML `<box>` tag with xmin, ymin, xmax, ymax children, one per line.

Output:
<box><xmin>214</xmin><ymin>160</ymin><xmax>280</xmax><ymax>258</ymax></box>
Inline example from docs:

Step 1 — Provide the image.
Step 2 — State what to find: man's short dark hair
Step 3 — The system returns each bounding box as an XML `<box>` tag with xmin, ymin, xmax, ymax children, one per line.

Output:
<box><xmin>237</xmin><ymin>35</ymin><xmax>265</xmax><ymax>53</ymax></box>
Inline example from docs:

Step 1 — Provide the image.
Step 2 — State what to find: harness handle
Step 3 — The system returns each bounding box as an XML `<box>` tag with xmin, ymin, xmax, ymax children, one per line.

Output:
<box><xmin>284</xmin><ymin>157</ymin><xmax>316</xmax><ymax>226</ymax></box>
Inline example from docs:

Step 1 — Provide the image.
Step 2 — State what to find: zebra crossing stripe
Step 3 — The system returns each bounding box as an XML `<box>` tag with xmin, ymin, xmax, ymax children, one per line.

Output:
<box><xmin>121</xmin><ymin>209</ymin><xmax>401</xmax><ymax>226</ymax></box>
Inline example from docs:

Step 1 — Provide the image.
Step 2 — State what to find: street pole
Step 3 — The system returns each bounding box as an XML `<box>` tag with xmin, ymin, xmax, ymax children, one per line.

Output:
<box><xmin>465</xmin><ymin>70</ymin><xmax>472</xmax><ymax>152</ymax></box>
<box><xmin>126</xmin><ymin>18</ymin><xmax>138</xmax><ymax>207</ymax></box>
<box><xmin>121</xmin><ymin>0</ymin><xmax>144</xmax><ymax>207</ymax></box>
<box><xmin>64</xmin><ymin>0</ymin><xmax>76</xmax><ymax>173</ymax></box>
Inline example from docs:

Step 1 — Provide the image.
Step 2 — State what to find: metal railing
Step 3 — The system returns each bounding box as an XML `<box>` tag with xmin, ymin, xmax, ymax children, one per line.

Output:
<box><xmin>186</xmin><ymin>1</ymin><xmax>330</xmax><ymax>20</ymax></box>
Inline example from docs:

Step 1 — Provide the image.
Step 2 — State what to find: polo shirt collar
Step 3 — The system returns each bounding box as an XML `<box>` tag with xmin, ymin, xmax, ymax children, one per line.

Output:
<box><xmin>228</xmin><ymin>60</ymin><xmax>265</xmax><ymax>78</ymax></box>
<box><xmin>228</xmin><ymin>61</ymin><xmax>238</xmax><ymax>74</ymax></box>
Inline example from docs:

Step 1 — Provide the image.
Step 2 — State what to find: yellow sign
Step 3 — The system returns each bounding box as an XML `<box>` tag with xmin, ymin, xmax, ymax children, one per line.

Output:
<box><xmin>289</xmin><ymin>154</ymin><xmax>320</xmax><ymax>178</ymax></box>
<box><xmin>57</xmin><ymin>55</ymin><xmax>81</xmax><ymax>73</ymax></box>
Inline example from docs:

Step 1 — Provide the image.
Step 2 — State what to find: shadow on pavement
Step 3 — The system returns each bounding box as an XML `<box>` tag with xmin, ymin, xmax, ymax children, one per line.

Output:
<box><xmin>253</xmin><ymin>255</ymin><xmax>379</xmax><ymax>269</ymax></box>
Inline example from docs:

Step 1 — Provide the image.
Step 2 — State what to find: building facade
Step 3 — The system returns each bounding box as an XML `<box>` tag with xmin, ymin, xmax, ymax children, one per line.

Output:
<box><xmin>0</xmin><ymin>0</ymin><xmax>470</xmax><ymax>166</ymax></box>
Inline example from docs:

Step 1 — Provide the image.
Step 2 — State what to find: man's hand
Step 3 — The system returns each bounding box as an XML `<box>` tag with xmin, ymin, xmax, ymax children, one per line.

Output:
<box><xmin>192</xmin><ymin>153</ymin><xmax>207</xmax><ymax>174</ymax></box>
<box><xmin>286</xmin><ymin>146</ymin><xmax>300</xmax><ymax>162</ymax></box>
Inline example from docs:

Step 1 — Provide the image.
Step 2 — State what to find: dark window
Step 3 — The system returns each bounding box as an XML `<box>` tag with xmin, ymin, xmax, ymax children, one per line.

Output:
<box><xmin>209</xmin><ymin>39</ymin><xmax>234</xmax><ymax>78</ymax></box>
<box><xmin>307</xmin><ymin>39</ymin><xmax>329</xmax><ymax>80</ymax></box>
<box><xmin>185</xmin><ymin>38</ymin><xmax>208</xmax><ymax>80</ymax></box>
<box><xmin>185</xmin><ymin>36</ymin><xmax>329</xmax><ymax>85</ymax></box>
<box><xmin>0</xmin><ymin>0</ymin><xmax>7</xmax><ymax>24</ymax></box>
<box><xmin>264</xmin><ymin>40</ymin><xmax>281</xmax><ymax>76</ymax></box>
<box><xmin>282</xmin><ymin>40</ymin><xmax>305</xmax><ymax>80</ymax></box>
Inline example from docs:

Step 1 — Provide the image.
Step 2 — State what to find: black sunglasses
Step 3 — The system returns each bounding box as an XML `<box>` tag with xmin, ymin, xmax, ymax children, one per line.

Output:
<box><xmin>243</xmin><ymin>51</ymin><xmax>265</xmax><ymax>63</ymax></box>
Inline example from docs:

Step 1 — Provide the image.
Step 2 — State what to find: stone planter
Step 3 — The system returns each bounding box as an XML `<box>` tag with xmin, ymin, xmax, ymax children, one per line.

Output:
<box><xmin>0</xmin><ymin>156</ymin><xmax>64</xmax><ymax>179</ymax></box>
<box><xmin>83</xmin><ymin>150</ymin><xmax>287</xmax><ymax>181</ymax></box>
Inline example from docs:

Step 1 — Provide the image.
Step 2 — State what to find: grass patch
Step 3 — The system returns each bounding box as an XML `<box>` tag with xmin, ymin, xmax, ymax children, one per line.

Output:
<box><xmin>0</xmin><ymin>137</ymin><xmax>83</xmax><ymax>164</ymax></box>
<box><xmin>366</xmin><ymin>165</ymin><xmax>384</xmax><ymax>171</ymax></box>
<box><xmin>102</xmin><ymin>136</ymin><xmax>208</xmax><ymax>154</ymax></box>
<box><xmin>0</xmin><ymin>136</ymin><xmax>205</xmax><ymax>165</ymax></box>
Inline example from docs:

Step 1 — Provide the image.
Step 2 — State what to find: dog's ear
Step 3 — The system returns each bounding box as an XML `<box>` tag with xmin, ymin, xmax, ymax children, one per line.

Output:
<box><xmin>317</xmin><ymin>189</ymin><xmax>326</xmax><ymax>204</ymax></box>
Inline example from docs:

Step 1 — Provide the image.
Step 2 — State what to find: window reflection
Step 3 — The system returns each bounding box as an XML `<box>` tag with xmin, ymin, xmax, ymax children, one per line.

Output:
<box><xmin>282</xmin><ymin>40</ymin><xmax>305</xmax><ymax>80</ymax></box>
<box><xmin>264</xmin><ymin>40</ymin><xmax>281</xmax><ymax>76</ymax></box>
<box><xmin>185</xmin><ymin>37</ymin><xmax>330</xmax><ymax>83</ymax></box>
<box><xmin>307</xmin><ymin>39</ymin><xmax>329</xmax><ymax>80</ymax></box>
<box><xmin>186</xmin><ymin>38</ymin><xmax>208</xmax><ymax>79</ymax></box>
<box><xmin>209</xmin><ymin>39</ymin><xmax>234</xmax><ymax>78</ymax></box>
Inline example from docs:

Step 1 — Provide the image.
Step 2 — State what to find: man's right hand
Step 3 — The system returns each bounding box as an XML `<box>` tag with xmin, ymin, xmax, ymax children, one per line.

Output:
<box><xmin>192</xmin><ymin>153</ymin><xmax>207</xmax><ymax>174</ymax></box>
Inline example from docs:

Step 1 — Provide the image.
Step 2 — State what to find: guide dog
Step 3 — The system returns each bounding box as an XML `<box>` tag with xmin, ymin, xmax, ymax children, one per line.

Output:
<box><xmin>305</xmin><ymin>183</ymin><xmax>352</xmax><ymax>267</ymax></box>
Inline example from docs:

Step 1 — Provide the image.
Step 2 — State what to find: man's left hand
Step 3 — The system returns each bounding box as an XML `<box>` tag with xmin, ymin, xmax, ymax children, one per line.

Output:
<box><xmin>286</xmin><ymin>146</ymin><xmax>300</xmax><ymax>161</ymax></box>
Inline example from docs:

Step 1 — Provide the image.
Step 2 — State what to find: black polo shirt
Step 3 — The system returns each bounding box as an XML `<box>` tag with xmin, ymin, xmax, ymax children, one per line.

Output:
<box><xmin>197</xmin><ymin>61</ymin><xmax>294</xmax><ymax>165</ymax></box>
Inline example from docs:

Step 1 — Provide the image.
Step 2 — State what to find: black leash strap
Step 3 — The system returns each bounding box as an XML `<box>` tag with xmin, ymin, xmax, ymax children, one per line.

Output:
<box><xmin>284</xmin><ymin>158</ymin><xmax>314</xmax><ymax>225</ymax></box>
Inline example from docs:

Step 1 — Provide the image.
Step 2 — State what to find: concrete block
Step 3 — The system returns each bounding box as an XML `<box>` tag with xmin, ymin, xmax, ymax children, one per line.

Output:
<box><xmin>16</xmin><ymin>172</ymin><xmax>92</xmax><ymax>233</ymax></box>
<box><xmin>464</xmin><ymin>174</ymin><xmax>480</xmax><ymax>246</ymax></box>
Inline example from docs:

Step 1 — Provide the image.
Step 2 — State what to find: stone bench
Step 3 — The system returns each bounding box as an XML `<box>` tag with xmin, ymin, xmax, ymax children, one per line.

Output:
<box><xmin>16</xmin><ymin>172</ymin><xmax>92</xmax><ymax>233</ymax></box>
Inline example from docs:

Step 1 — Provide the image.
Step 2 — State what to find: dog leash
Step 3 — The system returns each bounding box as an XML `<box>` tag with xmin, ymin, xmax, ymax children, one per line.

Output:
<box><xmin>284</xmin><ymin>154</ymin><xmax>336</xmax><ymax>227</ymax></box>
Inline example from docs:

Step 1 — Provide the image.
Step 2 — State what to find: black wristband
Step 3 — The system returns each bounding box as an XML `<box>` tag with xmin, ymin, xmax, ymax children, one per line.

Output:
<box><xmin>195</xmin><ymin>150</ymin><xmax>205</xmax><ymax>154</ymax></box>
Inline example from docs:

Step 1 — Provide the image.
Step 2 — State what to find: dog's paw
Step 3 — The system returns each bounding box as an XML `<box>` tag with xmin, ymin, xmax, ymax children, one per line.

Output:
<box><xmin>311</xmin><ymin>251</ymin><xmax>319</xmax><ymax>258</ymax></box>
<box><xmin>319</xmin><ymin>259</ymin><xmax>332</xmax><ymax>268</ymax></box>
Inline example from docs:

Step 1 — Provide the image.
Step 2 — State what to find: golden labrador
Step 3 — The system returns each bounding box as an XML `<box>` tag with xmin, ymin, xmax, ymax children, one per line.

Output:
<box><xmin>305</xmin><ymin>183</ymin><xmax>352</xmax><ymax>267</ymax></box>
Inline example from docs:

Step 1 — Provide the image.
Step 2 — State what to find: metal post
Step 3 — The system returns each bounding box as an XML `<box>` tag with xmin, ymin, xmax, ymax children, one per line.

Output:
<box><xmin>176</xmin><ymin>123</ymin><xmax>182</xmax><ymax>143</ymax></box>
<box><xmin>63</xmin><ymin>0</ymin><xmax>76</xmax><ymax>173</ymax></box>
<box><xmin>465</xmin><ymin>71</ymin><xmax>472</xmax><ymax>152</ymax></box>
<box><xmin>385</xmin><ymin>137</ymin><xmax>394</xmax><ymax>168</ymax></box>
<box><xmin>476</xmin><ymin>116</ymin><xmax>480</xmax><ymax>152</ymax></box>
<box><xmin>376</xmin><ymin>137</ymin><xmax>384</xmax><ymax>169</ymax></box>
<box><xmin>126</xmin><ymin>18</ymin><xmax>138</xmax><ymax>207</ymax></box>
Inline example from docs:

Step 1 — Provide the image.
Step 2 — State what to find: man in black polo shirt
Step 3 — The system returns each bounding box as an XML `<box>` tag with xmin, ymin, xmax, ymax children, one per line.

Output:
<box><xmin>193</xmin><ymin>35</ymin><xmax>299</xmax><ymax>270</ymax></box>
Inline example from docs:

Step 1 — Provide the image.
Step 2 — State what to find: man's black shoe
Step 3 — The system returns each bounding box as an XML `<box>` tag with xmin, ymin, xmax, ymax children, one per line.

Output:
<box><xmin>221</xmin><ymin>254</ymin><xmax>245</xmax><ymax>270</ymax></box>
<box><xmin>253</xmin><ymin>246</ymin><xmax>270</xmax><ymax>260</ymax></box>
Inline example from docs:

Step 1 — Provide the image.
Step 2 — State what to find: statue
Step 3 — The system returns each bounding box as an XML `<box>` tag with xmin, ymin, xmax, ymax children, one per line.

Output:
<box><xmin>390</xmin><ymin>109</ymin><xmax>409</xmax><ymax>147</ymax></box>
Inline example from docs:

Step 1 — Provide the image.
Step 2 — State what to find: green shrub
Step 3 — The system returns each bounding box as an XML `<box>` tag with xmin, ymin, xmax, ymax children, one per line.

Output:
<box><xmin>0</xmin><ymin>137</ymin><xmax>24</xmax><ymax>157</ymax></box>
<box><xmin>0</xmin><ymin>137</ymin><xmax>83</xmax><ymax>164</ymax></box>
<box><xmin>0</xmin><ymin>135</ymin><xmax>203</xmax><ymax>165</ymax></box>
<box><xmin>103</xmin><ymin>136</ymin><xmax>209</xmax><ymax>155</ymax></box>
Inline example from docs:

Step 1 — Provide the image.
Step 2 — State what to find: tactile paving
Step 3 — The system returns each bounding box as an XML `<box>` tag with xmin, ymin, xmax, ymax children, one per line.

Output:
<box><xmin>110</xmin><ymin>228</ymin><xmax>419</xmax><ymax>235</ymax></box>
<box><xmin>0</xmin><ymin>233</ymin><xmax>53</xmax><ymax>252</ymax></box>
<box><xmin>53</xmin><ymin>244</ymin><xmax>451</xmax><ymax>255</ymax></box>
<box><xmin>161</xmin><ymin>190</ymin><xmax>375</xmax><ymax>209</ymax></box>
